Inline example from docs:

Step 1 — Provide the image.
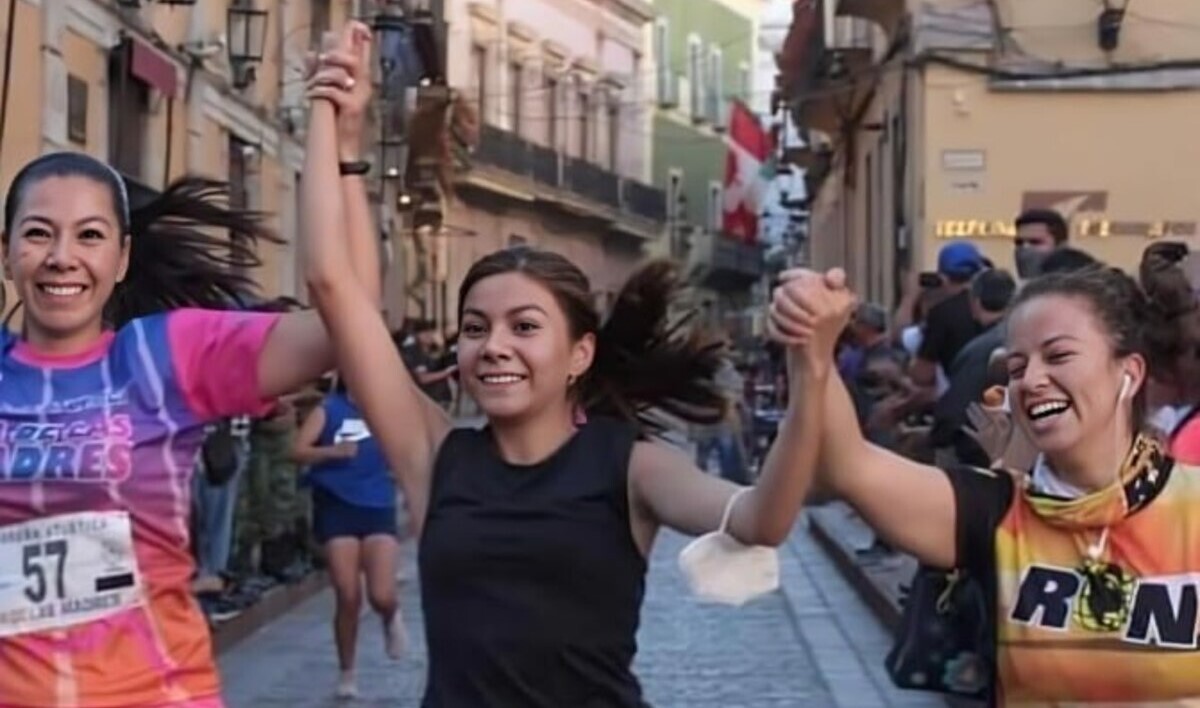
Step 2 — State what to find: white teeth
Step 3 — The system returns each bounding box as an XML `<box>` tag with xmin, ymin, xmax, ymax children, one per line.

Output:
<box><xmin>1029</xmin><ymin>402</ymin><xmax>1070</xmax><ymax>419</ymax></box>
<box><xmin>482</xmin><ymin>375</ymin><xmax>523</xmax><ymax>384</ymax></box>
<box><xmin>42</xmin><ymin>285</ymin><xmax>83</xmax><ymax>296</ymax></box>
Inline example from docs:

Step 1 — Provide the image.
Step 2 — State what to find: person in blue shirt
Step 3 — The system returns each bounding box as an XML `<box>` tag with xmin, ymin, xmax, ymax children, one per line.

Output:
<box><xmin>291</xmin><ymin>375</ymin><xmax>404</xmax><ymax>699</ymax></box>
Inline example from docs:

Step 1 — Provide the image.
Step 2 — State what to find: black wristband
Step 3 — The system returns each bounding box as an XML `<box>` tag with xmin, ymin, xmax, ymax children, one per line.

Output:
<box><xmin>338</xmin><ymin>160</ymin><xmax>370</xmax><ymax>176</ymax></box>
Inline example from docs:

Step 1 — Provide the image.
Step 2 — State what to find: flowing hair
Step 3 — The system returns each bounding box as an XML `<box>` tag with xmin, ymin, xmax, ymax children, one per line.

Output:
<box><xmin>1138</xmin><ymin>241</ymin><xmax>1200</xmax><ymax>386</ymax></box>
<box><xmin>458</xmin><ymin>247</ymin><xmax>729</xmax><ymax>435</ymax></box>
<box><xmin>3</xmin><ymin>152</ymin><xmax>284</xmax><ymax>327</ymax></box>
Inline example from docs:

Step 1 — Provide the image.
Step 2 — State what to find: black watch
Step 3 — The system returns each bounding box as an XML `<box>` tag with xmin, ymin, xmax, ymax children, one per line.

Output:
<box><xmin>338</xmin><ymin>160</ymin><xmax>370</xmax><ymax>176</ymax></box>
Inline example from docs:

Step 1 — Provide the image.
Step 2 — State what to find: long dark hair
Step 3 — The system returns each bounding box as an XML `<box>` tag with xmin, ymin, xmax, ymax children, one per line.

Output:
<box><xmin>1138</xmin><ymin>242</ymin><xmax>1200</xmax><ymax>384</ymax></box>
<box><xmin>3</xmin><ymin>152</ymin><xmax>283</xmax><ymax>327</ymax></box>
<box><xmin>458</xmin><ymin>247</ymin><xmax>728</xmax><ymax>434</ymax></box>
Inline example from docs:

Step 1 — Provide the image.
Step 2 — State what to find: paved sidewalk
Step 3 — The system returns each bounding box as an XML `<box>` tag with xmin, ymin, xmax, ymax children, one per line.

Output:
<box><xmin>218</xmin><ymin>520</ymin><xmax>942</xmax><ymax>707</ymax></box>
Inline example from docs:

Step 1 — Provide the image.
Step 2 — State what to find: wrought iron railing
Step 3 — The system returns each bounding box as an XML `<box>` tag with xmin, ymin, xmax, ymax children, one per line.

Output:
<box><xmin>473</xmin><ymin>123</ymin><xmax>666</xmax><ymax>227</ymax></box>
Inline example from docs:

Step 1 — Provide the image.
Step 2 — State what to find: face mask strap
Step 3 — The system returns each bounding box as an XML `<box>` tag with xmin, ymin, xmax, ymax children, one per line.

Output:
<box><xmin>719</xmin><ymin>487</ymin><xmax>752</xmax><ymax>535</ymax></box>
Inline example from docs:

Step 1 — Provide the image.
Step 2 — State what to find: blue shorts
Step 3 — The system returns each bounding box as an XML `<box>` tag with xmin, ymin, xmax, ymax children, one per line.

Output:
<box><xmin>311</xmin><ymin>488</ymin><xmax>397</xmax><ymax>544</ymax></box>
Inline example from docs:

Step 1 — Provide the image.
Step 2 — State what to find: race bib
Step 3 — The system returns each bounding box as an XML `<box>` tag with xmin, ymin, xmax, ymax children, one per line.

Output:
<box><xmin>0</xmin><ymin>511</ymin><xmax>142</xmax><ymax>638</ymax></box>
<box><xmin>335</xmin><ymin>418</ymin><xmax>371</xmax><ymax>443</ymax></box>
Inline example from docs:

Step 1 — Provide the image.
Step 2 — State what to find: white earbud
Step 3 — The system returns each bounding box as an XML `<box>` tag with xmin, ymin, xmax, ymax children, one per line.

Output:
<box><xmin>1118</xmin><ymin>372</ymin><xmax>1132</xmax><ymax>402</ymax></box>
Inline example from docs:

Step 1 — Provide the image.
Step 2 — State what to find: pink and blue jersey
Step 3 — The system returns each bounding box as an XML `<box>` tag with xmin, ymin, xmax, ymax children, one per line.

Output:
<box><xmin>0</xmin><ymin>308</ymin><xmax>280</xmax><ymax>707</ymax></box>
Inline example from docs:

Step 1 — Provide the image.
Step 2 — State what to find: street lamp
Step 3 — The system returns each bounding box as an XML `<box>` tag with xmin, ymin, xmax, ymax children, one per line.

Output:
<box><xmin>380</xmin><ymin>137</ymin><xmax>406</xmax><ymax>181</ymax></box>
<box><xmin>372</xmin><ymin>13</ymin><xmax>424</xmax><ymax>101</ymax></box>
<box><xmin>227</xmin><ymin>3</ymin><xmax>269</xmax><ymax>89</ymax></box>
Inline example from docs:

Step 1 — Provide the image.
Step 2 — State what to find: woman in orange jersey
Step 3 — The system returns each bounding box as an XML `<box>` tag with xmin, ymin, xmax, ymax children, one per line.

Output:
<box><xmin>771</xmin><ymin>264</ymin><xmax>1200</xmax><ymax>706</ymax></box>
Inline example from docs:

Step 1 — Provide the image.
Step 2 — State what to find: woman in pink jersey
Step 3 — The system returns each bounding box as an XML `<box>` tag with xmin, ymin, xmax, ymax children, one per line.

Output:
<box><xmin>0</xmin><ymin>23</ymin><xmax>379</xmax><ymax>708</ymax></box>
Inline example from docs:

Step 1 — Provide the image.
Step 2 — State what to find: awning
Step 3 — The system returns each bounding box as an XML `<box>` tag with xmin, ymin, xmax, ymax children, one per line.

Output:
<box><xmin>129</xmin><ymin>37</ymin><xmax>179</xmax><ymax>97</ymax></box>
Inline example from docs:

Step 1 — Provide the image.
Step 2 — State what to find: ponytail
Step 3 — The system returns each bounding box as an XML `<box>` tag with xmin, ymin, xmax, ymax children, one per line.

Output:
<box><xmin>108</xmin><ymin>177</ymin><xmax>283</xmax><ymax>325</ymax></box>
<box><xmin>1139</xmin><ymin>242</ymin><xmax>1200</xmax><ymax>379</ymax></box>
<box><xmin>581</xmin><ymin>260</ymin><xmax>729</xmax><ymax>434</ymax></box>
<box><xmin>459</xmin><ymin>246</ymin><xmax>728</xmax><ymax>437</ymax></box>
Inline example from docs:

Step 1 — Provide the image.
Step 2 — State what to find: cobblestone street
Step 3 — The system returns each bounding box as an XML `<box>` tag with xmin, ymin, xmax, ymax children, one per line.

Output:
<box><xmin>218</xmin><ymin>520</ymin><xmax>941</xmax><ymax>707</ymax></box>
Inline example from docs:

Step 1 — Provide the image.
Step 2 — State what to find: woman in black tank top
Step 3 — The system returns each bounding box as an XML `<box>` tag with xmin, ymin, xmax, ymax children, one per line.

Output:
<box><xmin>299</xmin><ymin>47</ymin><xmax>833</xmax><ymax>705</ymax></box>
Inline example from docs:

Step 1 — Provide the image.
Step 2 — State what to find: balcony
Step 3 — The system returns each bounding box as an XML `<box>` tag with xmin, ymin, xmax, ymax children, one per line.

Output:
<box><xmin>564</xmin><ymin>158</ymin><xmax>621</xmax><ymax>210</ymax></box>
<box><xmin>465</xmin><ymin>123</ymin><xmax>666</xmax><ymax>238</ymax></box>
<box><xmin>688</xmin><ymin>230</ymin><xmax>765</xmax><ymax>292</ymax></box>
<box><xmin>837</xmin><ymin>0</ymin><xmax>904</xmax><ymax>43</ymax></box>
<box><xmin>778</xmin><ymin>1</ymin><xmax>880</xmax><ymax>139</ymax></box>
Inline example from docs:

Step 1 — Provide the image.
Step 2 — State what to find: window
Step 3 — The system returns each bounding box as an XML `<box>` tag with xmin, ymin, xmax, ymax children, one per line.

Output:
<box><xmin>687</xmin><ymin>37</ymin><xmax>704</xmax><ymax>121</ymax></box>
<box><xmin>545</xmin><ymin>75</ymin><xmax>558</xmax><ymax>148</ymax></box>
<box><xmin>309</xmin><ymin>0</ymin><xmax>331</xmax><ymax>50</ymax></box>
<box><xmin>607</xmin><ymin>102</ymin><xmax>620</xmax><ymax>171</ymax></box>
<box><xmin>667</xmin><ymin>168</ymin><xmax>684</xmax><ymax>221</ymax></box>
<box><xmin>472</xmin><ymin>44</ymin><xmax>487</xmax><ymax>118</ymax></box>
<box><xmin>654</xmin><ymin>19</ymin><xmax>671</xmax><ymax>99</ymax></box>
<box><xmin>228</xmin><ymin>135</ymin><xmax>259</xmax><ymax>271</ymax></box>
<box><xmin>654</xmin><ymin>19</ymin><xmax>669</xmax><ymax>68</ymax></box>
<box><xmin>708</xmin><ymin>46</ymin><xmax>724</xmax><ymax>127</ymax></box>
<box><xmin>67</xmin><ymin>74</ymin><xmax>88</xmax><ymax>145</ymax></box>
<box><xmin>708</xmin><ymin>180</ymin><xmax>723</xmax><ymax>232</ymax></box>
<box><xmin>510</xmin><ymin>62</ymin><xmax>523</xmax><ymax>134</ymax></box>
<box><xmin>577</xmin><ymin>88</ymin><xmax>590</xmax><ymax>160</ymax></box>
<box><xmin>107</xmin><ymin>43</ymin><xmax>149</xmax><ymax>180</ymax></box>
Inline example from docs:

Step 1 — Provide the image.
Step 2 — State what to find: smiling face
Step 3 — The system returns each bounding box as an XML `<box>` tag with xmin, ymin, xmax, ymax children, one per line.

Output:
<box><xmin>3</xmin><ymin>175</ymin><xmax>130</xmax><ymax>351</ymax></box>
<box><xmin>457</xmin><ymin>271</ymin><xmax>595</xmax><ymax>423</ymax></box>
<box><xmin>1005</xmin><ymin>293</ymin><xmax>1145</xmax><ymax>459</ymax></box>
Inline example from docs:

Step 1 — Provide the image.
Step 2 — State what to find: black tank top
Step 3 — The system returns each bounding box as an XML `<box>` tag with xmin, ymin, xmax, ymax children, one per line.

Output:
<box><xmin>418</xmin><ymin>416</ymin><xmax>650</xmax><ymax>707</ymax></box>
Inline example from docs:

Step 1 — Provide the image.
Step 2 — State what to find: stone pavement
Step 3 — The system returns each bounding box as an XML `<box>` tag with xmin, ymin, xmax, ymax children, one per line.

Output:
<box><xmin>218</xmin><ymin>519</ymin><xmax>943</xmax><ymax>707</ymax></box>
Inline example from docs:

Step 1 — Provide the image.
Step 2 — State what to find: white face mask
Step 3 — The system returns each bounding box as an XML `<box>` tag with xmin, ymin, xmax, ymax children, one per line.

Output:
<box><xmin>677</xmin><ymin>488</ymin><xmax>780</xmax><ymax>606</ymax></box>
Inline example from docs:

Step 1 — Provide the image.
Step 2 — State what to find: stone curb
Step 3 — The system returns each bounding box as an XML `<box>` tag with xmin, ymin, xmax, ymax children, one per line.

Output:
<box><xmin>807</xmin><ymin>510</ymin><xmax>903</xmax><ymax>632</ymax></box>
<box><xmin>213</xmin><ymin>571</ymin><xmax>329</xmax><ymax>655</ymax></box>
<box><xmin>807</xmin><ymin>508</ymin><xmax>985</xmax><ymax>708</ymax></box>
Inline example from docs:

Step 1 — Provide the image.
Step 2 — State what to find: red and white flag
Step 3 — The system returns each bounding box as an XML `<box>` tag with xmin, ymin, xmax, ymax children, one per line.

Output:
<box><xmin>721</xmin><ymin>100</ymin><xmax>773</xmax><ymax>244</ymax></box>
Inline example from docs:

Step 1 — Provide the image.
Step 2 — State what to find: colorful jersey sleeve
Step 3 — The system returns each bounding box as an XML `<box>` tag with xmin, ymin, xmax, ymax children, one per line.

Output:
<box><xmin>1170</xmin><ymin>415</ymin><xmax>1200</xmax><ymax>466</ymax></box>
<box><xmin>943</xmin><ymin>464</ymin><xmax>1014</xmax><ymax>574</ymax></box>
<box><xmin>165</xmin><ymin>308</ymin><xmax>282</xmax><ymax>421</ymax></box>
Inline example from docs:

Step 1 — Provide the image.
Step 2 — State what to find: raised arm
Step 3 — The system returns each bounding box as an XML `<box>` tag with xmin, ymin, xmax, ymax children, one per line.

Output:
<box><xmin>787</xmin><ymin>269</ymin><xmax>958</xmax><ymax>569</ymax></box>
<box><xmin>255</xmin><ymin>26</ymin><xmax>385</xmax><ymax>400</ymax></box>
<box><xmin>630</xmin><ymin>272</ymin><xmax>851</xmax><ymax>548</ymax></box>
<box><xmin>301</xmin><ymin>23</ymin><xmax>449</xmax><ymax>531</ymax></box>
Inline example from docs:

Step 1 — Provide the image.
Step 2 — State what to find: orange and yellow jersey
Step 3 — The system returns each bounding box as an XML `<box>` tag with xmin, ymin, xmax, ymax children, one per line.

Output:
<box><xmin>949</xmin><ymin>438</ymin><xmax>1200</xmax><ymax>706</ymax></box>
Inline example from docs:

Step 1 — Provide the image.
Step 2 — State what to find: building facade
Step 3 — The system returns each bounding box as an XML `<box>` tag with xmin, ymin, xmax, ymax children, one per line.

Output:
<box><xmin>426</xmin><ymin>0</ymin><xmax>665</xmax><ymax>331</ymax></box>
<box><xmin>778</xmin><ymin>0</ymin><xmax>1200</xmax><ymax>305</ymax></box>
<box><xmin>650</xmin><ymin>0</ymin><xmax>767</xmax><ymax>335</ymax></box>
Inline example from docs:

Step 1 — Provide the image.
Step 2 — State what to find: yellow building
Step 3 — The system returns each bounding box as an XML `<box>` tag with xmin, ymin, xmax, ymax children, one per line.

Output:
<box><xmin>777</xmin><ymin>0</ymin><xmax>1200</xmax><ymax>303</ymax></box>
<box><xmin>0</xmin><ymin>0</ymin><xmax>376</xmax><ymax>308</ymax></box>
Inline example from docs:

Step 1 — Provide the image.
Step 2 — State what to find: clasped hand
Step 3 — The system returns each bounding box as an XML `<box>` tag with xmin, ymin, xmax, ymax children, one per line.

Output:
<box><xmin>766</xmin><ymin>267</ymin><xmax>857</xmax><ymax>372</ymax></box>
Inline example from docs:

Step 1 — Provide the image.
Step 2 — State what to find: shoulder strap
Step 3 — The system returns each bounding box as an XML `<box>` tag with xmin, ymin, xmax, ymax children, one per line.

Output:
<box><xmin>719</xmin><ymin>487</ymin><xmax>752</xmax><ymax>534</ymax></box>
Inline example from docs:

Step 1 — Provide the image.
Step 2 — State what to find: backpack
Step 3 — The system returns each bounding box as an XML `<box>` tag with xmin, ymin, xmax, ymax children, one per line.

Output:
<box><xmin>202</xmin><ymin>419</ymin><xmax>241</xmax><ymax>486</ymax></box>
